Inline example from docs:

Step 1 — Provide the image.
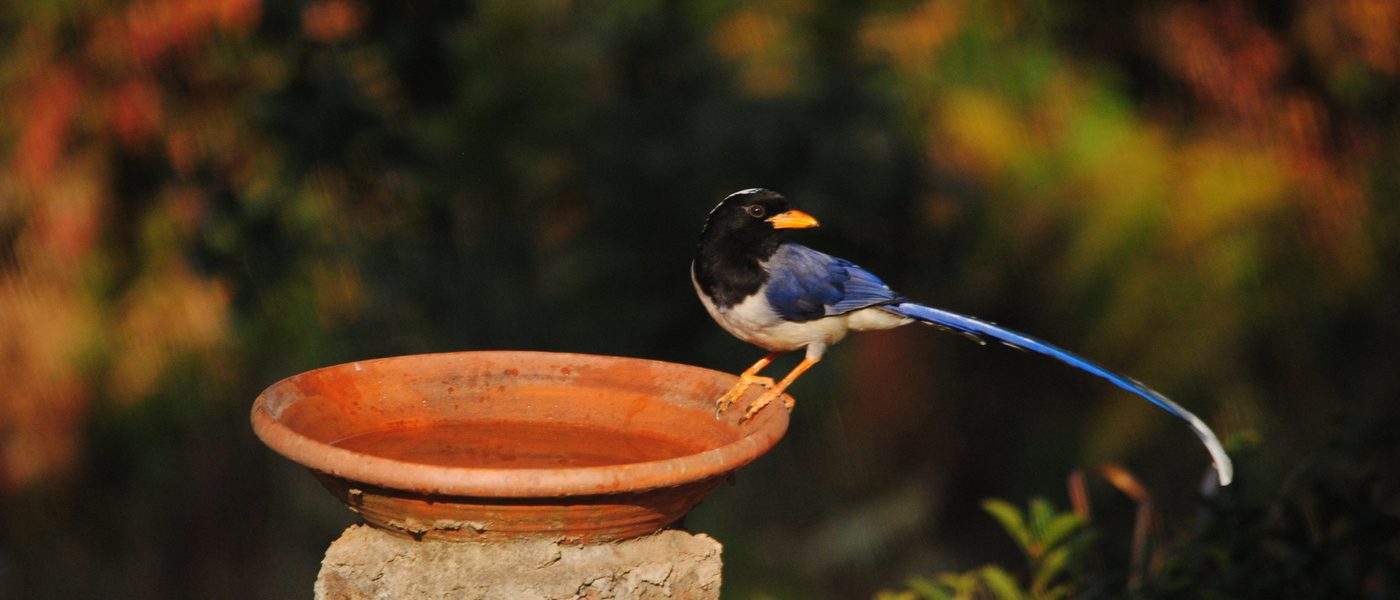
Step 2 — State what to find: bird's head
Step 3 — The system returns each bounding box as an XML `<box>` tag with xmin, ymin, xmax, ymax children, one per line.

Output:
<box><xmin>700</xmin><ymin>189</ymin><xmax>819</xmax><ymax>248</ymax></box>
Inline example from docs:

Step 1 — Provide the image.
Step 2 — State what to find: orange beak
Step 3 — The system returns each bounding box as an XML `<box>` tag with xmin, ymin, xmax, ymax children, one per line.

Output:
<box><xmin>766</xmin><ymin>209</ymin><xmax>820</xmax><ymax>229</ymax></box>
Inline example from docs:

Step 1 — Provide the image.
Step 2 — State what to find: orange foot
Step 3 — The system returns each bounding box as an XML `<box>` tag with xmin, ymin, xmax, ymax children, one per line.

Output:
<box><xmin>739</xmin><ymin>355</ymin><xmax>819</xmax><ymax>422</ymax></box>
<box><xmin>715</xmin><ymin>373</ymin><xmax>775</xmax><ymax>416</ymax></box>
<box><xmin>741</xmin><ymin>386</ymin><xmax>794</xmax><ymax>421</ymax></box>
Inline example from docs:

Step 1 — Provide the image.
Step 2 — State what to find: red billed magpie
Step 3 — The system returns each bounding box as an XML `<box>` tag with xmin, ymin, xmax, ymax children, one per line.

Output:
<box><xmin>692</xmin><ymin>188</ymin><xmax>1233</xmax><ymax>486</ymax></box>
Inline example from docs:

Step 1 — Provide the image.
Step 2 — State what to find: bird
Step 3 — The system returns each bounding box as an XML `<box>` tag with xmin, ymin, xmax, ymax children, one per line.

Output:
<box><xmin>692</xmin><ymin>188</ymin><xmax>1234</xmax><ymax>486</ymax></box>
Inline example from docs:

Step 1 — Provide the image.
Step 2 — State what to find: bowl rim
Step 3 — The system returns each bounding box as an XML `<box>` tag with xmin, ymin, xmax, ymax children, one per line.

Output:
<box><xmin>250</xmin><ymin>350</ymin><xmax>789</xmax><ymax>497</ymax></box>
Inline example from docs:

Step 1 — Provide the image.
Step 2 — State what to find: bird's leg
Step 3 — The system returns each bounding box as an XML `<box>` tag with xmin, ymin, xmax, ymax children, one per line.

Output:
<box><xmin>716</xmin><ymin>352</ymin><xmax>780</xmax><ymax>416</ymax></box>
<box><xmin>742</xmin><ymin>355</ymin><xmax>820</xmax><ymax>421</ymax></box>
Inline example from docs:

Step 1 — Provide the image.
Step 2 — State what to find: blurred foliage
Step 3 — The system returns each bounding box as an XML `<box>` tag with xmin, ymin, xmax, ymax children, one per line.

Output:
<box><xmin>882</xmin><ymin>420</ymin><xmax>1400</xmax><ymax>599</ymax></box>
<box><xmin>877</xmin><ymin>498</ymin><xmax>1087</xmax><ymax>600</ymax></box>
<box><xmin>1</xmin><ymin>0</ymin><xmax>1398</xmax><ymax>597</ymax></box>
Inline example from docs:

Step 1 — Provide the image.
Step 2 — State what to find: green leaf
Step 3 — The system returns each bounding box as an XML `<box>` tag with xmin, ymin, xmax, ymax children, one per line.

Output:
<box><xmin>1040</xmin><ymin>583</ymin><xmax>1074</xmax><ymax>600</ymax></box>
<box><xmin>1029</xmin><ymin>498</ymin><xmax>1054</xmax><ymax>537</ymax></box>
<box><xmin>978</xmin><ymin>566</ymin><xmax>1025</xmax><ymax>600</ymax></box>
<box><xmin>1032</xmin><ymin>546</ymin><xmax>1073</xmax><ymax>591</ymax></box>
<box><xmin>982</xmin><ymin>499</ymin><xmax>1032</xmax><ymax>553</ymax></box>
<box><xmin>936</xmin><ymin>572</ymin><xmax>982</xmax><ymax>598</ymax></box>
<box><xmin>906</xmin><ymin>577</ymin><xmax>954</xmax><ymax>600</ymax></box>
<box><xmin>1038</xmin><ymin>513</ymin><xmax>1083</xmax><ymax>551</ymax></box>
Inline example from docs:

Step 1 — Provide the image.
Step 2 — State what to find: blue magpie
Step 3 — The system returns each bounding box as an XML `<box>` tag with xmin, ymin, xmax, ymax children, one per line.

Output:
<box><xmin>692</xmin><ymin>188</ymin><xmax>1233</xmax><ymax>485</ymax></box>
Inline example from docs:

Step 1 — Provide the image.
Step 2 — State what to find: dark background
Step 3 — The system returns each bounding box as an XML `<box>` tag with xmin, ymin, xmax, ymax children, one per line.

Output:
<box><xmin>3</xmin><ymin>0</ymin><xmax>1398</xmax><ymax>597</ymax></box>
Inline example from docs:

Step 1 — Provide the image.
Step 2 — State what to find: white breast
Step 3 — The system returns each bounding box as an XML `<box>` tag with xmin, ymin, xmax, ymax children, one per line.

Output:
<box><xmin>691</xmin><ymin>264</ymin><xmax>909</xmax><ymax>354</ymax></box>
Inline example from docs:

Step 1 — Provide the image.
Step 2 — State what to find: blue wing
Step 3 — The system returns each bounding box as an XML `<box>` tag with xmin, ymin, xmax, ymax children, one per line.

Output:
<box><xmin>763</xmin><ymin>243</ymin><xmax>903</xmax><ymax>322</ymax></box>
<box><xmin>885</xmin><ymin>302</ymin><xmax>1234</xmax><ymax>486</ymax></box>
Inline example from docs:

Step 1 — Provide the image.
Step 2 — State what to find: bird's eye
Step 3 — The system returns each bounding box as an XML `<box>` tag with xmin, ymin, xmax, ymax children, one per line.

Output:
<box><xmin>746</xmin><ymin>205</ymin><xmax>766</xmax><ymax>218</ymax></box>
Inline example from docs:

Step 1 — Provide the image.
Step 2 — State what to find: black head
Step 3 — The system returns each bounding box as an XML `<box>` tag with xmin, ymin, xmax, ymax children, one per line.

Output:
<box><xmin>694</xmin><ymin>189</ymin><xmax>821</xmax><ymax>307</ymax></box>
<box><xmin>699</xmin><ymin>188</ymin><xmax>819</xmax><ymax>248</ymax></box>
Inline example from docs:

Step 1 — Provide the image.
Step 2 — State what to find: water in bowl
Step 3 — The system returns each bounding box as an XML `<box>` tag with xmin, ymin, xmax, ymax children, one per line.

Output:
<box><xmin>329</xmin><ymin>420</ymin><xmax>706</xmax><ymax>469</ymax></box>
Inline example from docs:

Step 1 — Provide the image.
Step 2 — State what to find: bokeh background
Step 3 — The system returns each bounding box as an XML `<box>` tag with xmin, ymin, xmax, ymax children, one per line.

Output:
<box><xmin>3</xmin><ymin>0</ymin><xmax>1398</xmax><ymax>597</ymax></box>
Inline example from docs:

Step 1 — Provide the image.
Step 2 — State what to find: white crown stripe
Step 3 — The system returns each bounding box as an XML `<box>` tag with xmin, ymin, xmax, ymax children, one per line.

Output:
<box><xmin>710</xmin><ymin>188</ymin><xmax>772</xmax><ymax>218</ymax></box>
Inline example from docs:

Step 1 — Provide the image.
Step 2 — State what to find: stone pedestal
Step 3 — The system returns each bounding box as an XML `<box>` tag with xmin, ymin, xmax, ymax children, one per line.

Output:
<box><xmin>314</xmin><ymin>525</ymin><xmax>723</xmax><ymax>599</ymax></box>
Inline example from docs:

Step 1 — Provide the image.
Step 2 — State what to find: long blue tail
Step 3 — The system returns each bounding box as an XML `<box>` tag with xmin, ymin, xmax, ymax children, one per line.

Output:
<box><xmin>885</xmin><ymin>302</ymin><xmax>1234</xmax><ymax>486</ymax></box>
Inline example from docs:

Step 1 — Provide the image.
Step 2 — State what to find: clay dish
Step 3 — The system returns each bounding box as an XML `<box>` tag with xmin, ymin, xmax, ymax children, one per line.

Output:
<box><xmin>251</xmin><ymin>351</ymin><xmax>789</xmax><ymax>542</ymax></box>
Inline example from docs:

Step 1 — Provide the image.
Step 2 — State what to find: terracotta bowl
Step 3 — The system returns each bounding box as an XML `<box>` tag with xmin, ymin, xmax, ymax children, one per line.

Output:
<box><xmin>251</xmin><ymin>351</ymin><xmax>789</xmax><ymax>542</ymax></box>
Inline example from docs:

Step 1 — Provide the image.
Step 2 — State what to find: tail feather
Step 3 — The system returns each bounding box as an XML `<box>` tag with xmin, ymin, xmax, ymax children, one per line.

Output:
<box><xmin>886</xmin><ymin>302</ymin><xmax>1234</xmax><ymax>486</ymax></box>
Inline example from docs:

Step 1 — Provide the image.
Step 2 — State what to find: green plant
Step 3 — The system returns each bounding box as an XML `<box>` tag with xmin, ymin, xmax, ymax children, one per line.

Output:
<box><xmin>881</xmin><ymin>424</ymin><xmax>1400</xmax><ymax>600</ymax></box>
<box><xmin>878</xmin><ymin>498</ymin><xmax>1087</xmax><ymax>600</ymax></box>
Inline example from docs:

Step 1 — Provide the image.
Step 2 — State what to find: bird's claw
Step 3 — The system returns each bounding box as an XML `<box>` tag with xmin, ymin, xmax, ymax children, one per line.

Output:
<box><xmin>715</xmin><ymin>374</ymin><xmax>775</xmax><ymax>417</ymax></box>
<box><xmin>740</xmin><ymin>388</ymin><xmax>793</xmax><ymax>422</ymax></box>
